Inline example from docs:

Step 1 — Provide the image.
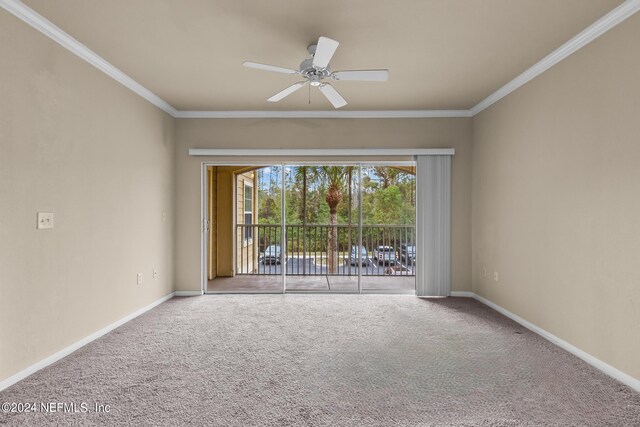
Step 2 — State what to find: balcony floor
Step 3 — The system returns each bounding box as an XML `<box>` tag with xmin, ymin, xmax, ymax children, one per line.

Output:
<box><xmin>207</xmin><ymin>275</ymin><xmax>415</xmax><ymax>293</ymax></box>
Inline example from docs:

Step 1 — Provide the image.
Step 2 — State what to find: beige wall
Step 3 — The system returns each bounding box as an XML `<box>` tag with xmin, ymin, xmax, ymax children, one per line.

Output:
<box><xmin>214</xmin><ymin>168</ymin><xmax>234</xmax><ymax>277</ymax></box>
<box><xmin>0</xmin><ymin>12</ymin><xmax>176</xmax><ymax>382</ymax></box>
<box><xmin>472</xmin><ymin>13</ymin><xmax>640</xmax><ymax>379</ymax></box>
<box><xmin>175</xmin><ymin>118</ymin><xmax>473</xmax><ymax>292</ymax></box>
<box><xmin>8</xmin><ymin>0</ymin><xmax>636</xmax><ymax>389</ymax></box>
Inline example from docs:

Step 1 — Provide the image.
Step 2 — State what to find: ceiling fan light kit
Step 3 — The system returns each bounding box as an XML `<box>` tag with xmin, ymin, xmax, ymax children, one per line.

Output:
<box><xmin>243</xmin><ymin>36</ymin><xmax>389</xmax><ymax>109</ymax></box>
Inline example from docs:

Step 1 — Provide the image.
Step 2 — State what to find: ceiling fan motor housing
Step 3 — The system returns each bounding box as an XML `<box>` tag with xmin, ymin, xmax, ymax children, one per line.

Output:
<box><xmin>299</xmin><ymin>57</ymin><xmax>331</xmax><ymax>81</ymax></box>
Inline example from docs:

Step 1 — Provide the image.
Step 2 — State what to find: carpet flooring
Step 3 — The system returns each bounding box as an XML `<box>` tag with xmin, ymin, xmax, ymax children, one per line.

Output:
<box><xmin>1</xmin><ymin>296</ymin><xmax>638</xmax><ymax>426</ymax></box>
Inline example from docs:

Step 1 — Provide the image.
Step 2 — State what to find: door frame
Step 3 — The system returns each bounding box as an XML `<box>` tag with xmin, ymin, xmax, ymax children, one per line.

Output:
<box><xmin>199</xmin><ymin>158</ymin><xmax>425</xmax><ymax>295</ymax></box>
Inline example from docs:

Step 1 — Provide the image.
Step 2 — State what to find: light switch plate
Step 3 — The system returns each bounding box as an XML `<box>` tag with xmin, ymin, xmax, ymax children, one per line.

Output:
<box><xmin>37</xmin><ymin>212</ymin><xmax>54</xmax><ymax>229</ymax></box>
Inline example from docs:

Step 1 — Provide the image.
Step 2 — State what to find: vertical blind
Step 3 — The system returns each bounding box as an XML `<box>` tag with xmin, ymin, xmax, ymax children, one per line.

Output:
<box><xmin>416</xmin><ymin>155</ymin><xmax>451</xmax><ymax>297</ymax></box>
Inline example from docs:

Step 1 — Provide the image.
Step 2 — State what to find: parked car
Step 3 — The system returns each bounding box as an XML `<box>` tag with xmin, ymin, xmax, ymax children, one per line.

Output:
<box><xmin>373</xmin><ymin>245</ymin><xmax>397</xmax><ymax>265</ymax></box>
<box><xmin>345</xmin><ymin>245</ymin><xmax>368</xmax><ymax>266</ymax></box>
<box><xmin>400</xmin><ymin>244</ymin><xmax>415</xmax><ymax>265</ymax></box>
<box><xmin>261</xmin><ymin>245</ymin><xmax>282</xmax><ymax>264</ymax></box>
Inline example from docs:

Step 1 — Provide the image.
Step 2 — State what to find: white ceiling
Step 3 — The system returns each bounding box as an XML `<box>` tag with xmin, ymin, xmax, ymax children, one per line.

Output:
<box><xmin>9</xmin><ymin>0</ymin><xmax>629</xmax><ymax>112</ymax></box>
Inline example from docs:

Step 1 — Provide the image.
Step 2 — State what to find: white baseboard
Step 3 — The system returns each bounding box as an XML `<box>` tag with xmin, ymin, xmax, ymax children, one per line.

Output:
<box><xmin>450</xmin><ymin>291</ymin><xmax>474</xmax><ymax>297</ymax></box>
<box><xmin>0</xmin><ymin>292</ymin><xmax>175</xmax><ymax>392</ymax></box>
<box><xmin>3</xmin><ymin>290</ymin><xmax>637</xmax><ymax>394</ymax></box>
<box><xmin>174</xmin><ymin>290</ymin><xmax>204</xmax><ymax>296</ymax></box>
<box><xmin>454</xmin><ymin>291</ymin><xmax>640</xmax><ymax>393</ymax></box>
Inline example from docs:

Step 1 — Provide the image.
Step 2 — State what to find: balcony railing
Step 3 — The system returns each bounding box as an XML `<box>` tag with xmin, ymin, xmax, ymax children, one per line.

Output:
<box><xmin>236</xmin><ymin>224</ymin><xmax>415</xmax><ymax>276</ymax></box>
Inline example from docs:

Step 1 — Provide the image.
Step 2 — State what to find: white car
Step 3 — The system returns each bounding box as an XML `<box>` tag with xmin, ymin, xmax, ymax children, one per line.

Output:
<box><xmin>373</xmin><ymin>246</ymin><xmax>397</xmax><ymax>265</ymax></box>
<box><xmin>261</xmin><ymin>245</ymin><xmax>282</xmax><ymax>264</ymax></box>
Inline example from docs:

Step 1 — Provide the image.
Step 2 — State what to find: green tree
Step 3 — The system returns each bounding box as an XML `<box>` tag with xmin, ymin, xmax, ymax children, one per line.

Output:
<box><xmin>372</xmin><ymin>185</ymin><xmax>404</xmax><ymax>224</ymax></box>
<box><xmin>316</xmin><ymin>166</ymin><xmax>346</xmax><ymax>273</ymax></box>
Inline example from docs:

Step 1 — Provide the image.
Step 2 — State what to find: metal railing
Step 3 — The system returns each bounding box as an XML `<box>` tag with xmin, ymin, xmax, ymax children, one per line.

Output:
<box><xmin>236</xmin><ymin>224</ymin><xmax>415</xmax><ymax>276</ymax></box>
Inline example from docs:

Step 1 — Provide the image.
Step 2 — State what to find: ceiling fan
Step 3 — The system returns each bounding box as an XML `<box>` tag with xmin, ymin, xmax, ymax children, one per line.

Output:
<box><xmin>243</xmin><ymin>36</ymin><xmax>389</xmax><ymax>109</ymax></box>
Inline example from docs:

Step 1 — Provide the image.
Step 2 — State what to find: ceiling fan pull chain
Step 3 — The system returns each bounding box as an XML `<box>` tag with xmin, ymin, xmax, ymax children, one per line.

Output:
<box><xmin>308</xmin><ymin>84</ymin><xmax>311</xmax><ymax>105</ymax></box>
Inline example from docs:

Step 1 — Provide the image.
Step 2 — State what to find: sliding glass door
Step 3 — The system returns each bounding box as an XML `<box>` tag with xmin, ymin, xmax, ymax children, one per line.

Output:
<box><xmin>205</xmin><ymin>161</ymin><xmax>416</xmax><ymax>294</ymax></box>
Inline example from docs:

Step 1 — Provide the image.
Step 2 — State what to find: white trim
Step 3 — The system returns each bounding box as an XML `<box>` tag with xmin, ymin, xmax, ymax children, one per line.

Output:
<box><xmin>200</xmin><ymin>161</ymin><xmax>417</xmax><ymax>167</ymax></box>
<box><xmin>189</xmin><ymin>148</ymin><xmax>455</xmax><ymax>157</ymax></box>
<box><xmin>4</xmin><ymin>0</ymin><xmax>638</xmax><ymax>119</ymax></box>
<box><xmin>0</xmin><ymin>292</ymin><xmax>175</xmax><ymax>392</ymax></box>
<box><xmin>280</xmin><ymin>161</ymin><xmax>286</xmax><ymax>293</ymax></box>
<box><xmin>455</xmin><ymin>292</ymin><xmax>640</xmax><ymax>393</ymax></box>
<box><xmin>201</xmin><ymin>163</ymin><xmax>208</xmax><ymax>294</ymax></box>
<box><xmin>470</xmin><ymin>0</ymin><xmax>640</xmax><ymax>115</ymax></box>
<box><xmin>450</xmin><ymin>291</ymin><xmax>474</xmax><ymax>297</ymax></box>
<box><xmin>0</xmin><ymin>0</ymin><xmax>178</xmax><ymax>117</ymax></box>
<box><xmin>174</xmin><ymin>110</ymin><xmax>472</xmax><ymax>119</ymax></box>
<box><xmin>0</xmin><ymin>0</ymin><xmax>464</xmax><ymax>119</ymax></box>
<box><xmin>242</xmin><ymin>181</ymin><xmax>254</xmax><ymax>246</ymax></box>
<box><xmin>174</xmin><ymin>290</ymin><xmax>204</xmax><ymax>296</ymax></box>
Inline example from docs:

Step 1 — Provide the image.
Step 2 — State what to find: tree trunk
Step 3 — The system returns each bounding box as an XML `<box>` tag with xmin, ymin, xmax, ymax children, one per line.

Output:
<box><xmin>325</xmin><ymin>177</ymin><xmax>343</xmax><ymax>275</ymax></box>
<box><xmin>328</xmin><ymin>207</ymin><xmax>338</xmax><ymax>274</ymax></box>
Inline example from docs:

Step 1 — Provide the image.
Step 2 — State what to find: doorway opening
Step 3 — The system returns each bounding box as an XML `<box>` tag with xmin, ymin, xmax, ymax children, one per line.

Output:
<box><xmin>204</xmin><ymin>162</ymin><xmax>416</xmax><ymax>294</ymax></box>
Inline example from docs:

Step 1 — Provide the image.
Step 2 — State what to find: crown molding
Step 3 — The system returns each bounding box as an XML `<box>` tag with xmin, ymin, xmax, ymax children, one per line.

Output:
<box><xmin>174</xmin><ymin>110</ymin><xmax>472</xmax><ymax>118</ymax></box>
<box><xmin>0</xmin><ymin>0</ymin><xmax>178</xmax><ymax>117</ymax></box>
<box><xmin>470</xmin><ymin>0</ymin><xmax>640</xmax><ymax>116</ymax></box>
<box><xmin>3</xmin><ymin>0</ymin><xmax>639</xmax><ymax>119</ymax></box>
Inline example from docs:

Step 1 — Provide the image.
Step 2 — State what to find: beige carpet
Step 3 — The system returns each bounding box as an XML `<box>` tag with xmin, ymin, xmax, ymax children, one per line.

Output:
<box><xmin>0</xmin><ymin>296</ymin><xmax>638</xmax><ymax>426</ymax></box>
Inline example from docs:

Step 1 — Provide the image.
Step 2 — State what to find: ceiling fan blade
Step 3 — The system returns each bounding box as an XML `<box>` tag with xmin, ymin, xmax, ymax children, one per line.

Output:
<box><xmin>318</xmin><ymin>83</ymin><xmax>347</xmax><ymax>109</ymax></box>
<box><xmin>267</xmin><ymin>82</ymin><xmax>307</xmax><ymax>102</ymax></box>
<box><xmin>332</xmin><ymin>70</ymin><xmax>389</xmax><ymax>81</ymax></box>
<box><xmin>243</xmin><ymin>61</ymin><xmax>298</xmax><ymax>74</ymax></box>
<box><xmin>312</xmin><ymin>36</ymin><xmax>339</xmax><ymax>69</ymax></box>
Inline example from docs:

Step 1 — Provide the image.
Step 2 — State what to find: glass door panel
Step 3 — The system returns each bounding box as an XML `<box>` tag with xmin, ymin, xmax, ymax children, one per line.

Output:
<box><xmin>284</xmin><ymin>165</ymin><xmax>360</xmax><ymax>292</ymax></box>
<box><xmin>360</xmin><ymin>163</ymin><xmax>416</xmax><ymax>293</ymax></box>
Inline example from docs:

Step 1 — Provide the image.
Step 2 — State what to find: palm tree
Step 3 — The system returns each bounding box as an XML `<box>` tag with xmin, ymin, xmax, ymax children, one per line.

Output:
<box><xmin>374</xmin><ymin>166</ymin><xmax>399</xmax><ymax>189</ymax></box>
<box><xmin>317</xmin><ymin>166</ymin><xmax>346</xmax><ymax>274</ymax></box>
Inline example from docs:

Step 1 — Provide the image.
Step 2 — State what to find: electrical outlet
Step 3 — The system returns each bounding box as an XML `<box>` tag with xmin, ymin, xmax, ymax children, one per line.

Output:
<box><xmin>37</xmin><ymin>212</ymin><xmax>54</xmax><ymax>229</ymax></box>
<box><xmin>494</xmin><ymin>271</ymin><xmax>499</xmax><ymax>282</ymax></box>
<box><xmin>153</xmin><ymin>269</ymin><xmax>158</xmax><ymax>279</ymax></box>
<box><xmin>482</xmin><ymin>267</ymin><xmax>487</xmax><ymax>278</ymax></box>
<box><xmin>137</xmin><ymin>273</ymin><xmax>143</xmax><ymax>285</ymax></box>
